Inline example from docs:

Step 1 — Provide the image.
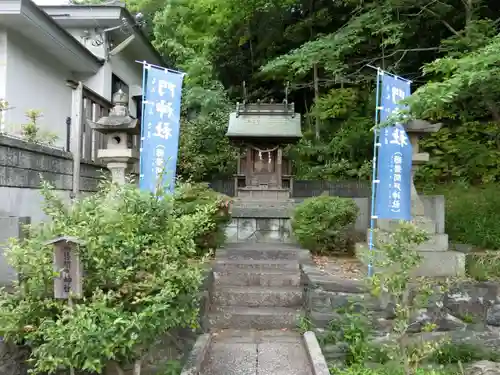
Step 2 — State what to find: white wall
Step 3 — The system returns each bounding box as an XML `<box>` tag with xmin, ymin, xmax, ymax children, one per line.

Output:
<box><xmin>4</xmin><ymin>31</ymin><xmax>72</xmax><ymax>149</ymax></box>
<box><xmin>3</xmin><ymin>26</ymin><xmax>144</xmax><ymax>150</ymax></box>
<box><xmin>65</xmin><ymin>27</ymin><xmax>106</xmax><ymax>60</ymax></box>
<box><xmin>0</xmin><ymin>30</ymin><xmax>7</xmax><ymax>132</ymax></box>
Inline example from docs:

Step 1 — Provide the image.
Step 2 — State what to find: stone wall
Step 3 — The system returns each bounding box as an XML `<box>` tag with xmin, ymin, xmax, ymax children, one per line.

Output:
<box><xmin>0</xmin><ymin>135</ymin><xmax>104</xmax><ymax>222</ymax></box>
<box><xmin>226</xmin><ymin>217</ymin><xmax>293</xmax><ymax>243</ymax></box>
<box><xmin>302</xmin><ymin>264</ymin><xmax>500</xmax><ymax>360</ymax></box>
<box><xmin>226</xmin><ymin>196</ymin><xmax>445</xmax><ymax>243</ymax></box>
<box><xmin>0</xmin><ymin>135</ymin><xmax>105</xmax><ymax>284</ymax></box>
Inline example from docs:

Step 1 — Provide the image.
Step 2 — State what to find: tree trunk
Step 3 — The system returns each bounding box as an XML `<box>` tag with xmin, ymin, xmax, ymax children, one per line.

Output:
<box><xmin>133</xmin><ymin>359</ymin><xmax>142</xmax><ymax>375</ymax></box>
<box><xmin>313</xmin><ymin>63</ymin><xmax>320</xmax><ymax>140</ymax></box>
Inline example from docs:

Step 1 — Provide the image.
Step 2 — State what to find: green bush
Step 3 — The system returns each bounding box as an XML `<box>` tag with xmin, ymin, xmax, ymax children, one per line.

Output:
<box><xmin>0</xmin><ymin>180</ymin><xmax>225</xmax><ymax>375</ymax></box>
<box><xmin>420</xmin><ymin>183</ymin><xmax>500</xmax><ymax>250</ymax></box>
<box><xmin>330</xmin><ymin>365</ymin><xmax>457</xmax><ymax>375</ymax></box>
<box><xmin>173</xmin><ymin>182</ymin><xmax>231</xmax><ymax>256</ymax></box>
<box><xmin>291</xmin><ymin>196</ymin><xmax>359</xmax><ymax>255</ymax></box>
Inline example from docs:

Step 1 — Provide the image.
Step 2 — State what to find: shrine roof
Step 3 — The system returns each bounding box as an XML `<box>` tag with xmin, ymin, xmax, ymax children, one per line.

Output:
<box><xmin>226</xmin><ymin>102</ymin><xmax>303</xmax><ymax>141</ymax></box>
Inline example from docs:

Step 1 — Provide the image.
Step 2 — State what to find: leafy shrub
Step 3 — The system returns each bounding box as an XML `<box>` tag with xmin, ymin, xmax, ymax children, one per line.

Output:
<box><xmin>330</xmin><ymin>365</ymin><xmax>457</xmax><ymax>375</ymax></box>
<box><xmin>466</xmin><ymin>251</ymin><xmax>500</xmax><ymax>281</ymax></box>
<box><xmin>173</xmin><ymin>182</ymin><xmax>231</xmax><ymax>256</ymax></box>
<box><xmin>0</xmin><ymin>180</ymin><xmax>224</xmax><ymax>374</ymax></box>
<box><xmin>445</xmin><ymin>184</ymin><xmax>500</xmax><ymax>250</ymax></box>
<box><xmin>430</xmin><ymin>342</ymin><xmax>500</xmax><ymax>364</ymax></box>
<box><xmin>420</xmin><ymin>183</ymin><xmax>500</xmax><ymax>250</ymax></box>
<box><xmin>291</xmin><ymin>196</ymin><xmax>359</xmax><ymax>255</ymax></box>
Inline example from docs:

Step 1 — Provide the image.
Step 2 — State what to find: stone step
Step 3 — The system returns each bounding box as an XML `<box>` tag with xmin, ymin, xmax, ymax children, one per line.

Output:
<box><xmin>217</xmin><ymin>247</ymin><xmax>309</xmax><ymax>261</ymax></box>
<box><xmin>213</xmin><ymin>269</ymin><xmax>301</xmax><ymax>287</ymax></box>
<box><xmin>222</xmin><ymin>242</ymin><xmax>301</xmax><ymax>250</ymax></box>
<box><xmin>212</xmin><ymin>286</ymin><xmax>303</xmax><ymax>307</ymax></box>
<box><xmin>208</xmin><ymin>306</ymin><xmax>302</xmax><ymax>330</ymax></box>
<box><xmin>232</xmin><ymin>199</ymin><xmax>296</xmax><ymax>206</ymax></box>
<box><xmin>213</xmin><ymin>259</ymin><xmax>300</xmax><ymax>271</ymax></box>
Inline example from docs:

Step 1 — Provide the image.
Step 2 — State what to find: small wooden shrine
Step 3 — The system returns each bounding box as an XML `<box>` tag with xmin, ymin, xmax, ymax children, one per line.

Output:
<box><xmin>226</xmin><ymin>100</ymin><xmax>302</xmax><ymax>200</ymax></box>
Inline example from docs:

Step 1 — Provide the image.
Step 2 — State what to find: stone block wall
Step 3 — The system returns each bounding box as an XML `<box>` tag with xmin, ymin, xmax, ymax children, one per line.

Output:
<box><xmin>302</xmin><ymin>264</ymin><xmax>500</xmax><ymax>332</ymax></box>
<box><xmin>226</xmin><ymin>217</ymin><xmax>293</xmax><ymax>243</ymax></box>
<box><xmin>0</xmin><ymin>135</ymin><xmax>104</xmax><ymax>222</ymax></box>
<box><xmin>0</xmin><ymin>135</ymin><xmax>106</xmax><ymax>285</ymax></box>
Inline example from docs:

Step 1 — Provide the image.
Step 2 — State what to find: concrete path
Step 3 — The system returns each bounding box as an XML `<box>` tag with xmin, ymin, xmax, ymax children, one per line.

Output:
<box><xmin>201</xmin><ymin>330</ymin><xmax>313</xmax><ymax>375</ymax></box>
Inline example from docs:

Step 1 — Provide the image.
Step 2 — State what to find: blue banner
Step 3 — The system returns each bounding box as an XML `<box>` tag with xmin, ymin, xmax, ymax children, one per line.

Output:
<box><xmin>375</xmin><ymin>73</ymin><xmax>412</xmax><ymax>220</ymax></box>
<box><xmin>139</xmin><ymin>65</ymin><xmax>184</xmax><ymax>193</ymax></box>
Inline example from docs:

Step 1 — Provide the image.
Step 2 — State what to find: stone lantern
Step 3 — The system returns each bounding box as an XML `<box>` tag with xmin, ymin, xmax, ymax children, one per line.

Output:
<box><xmin>405</xmin><ymin>119</ymin><xmax>443</xmax><ymax>218</ymax></box>
<box><xmin>86</xmin><ymin>90</ymin><xmax>139</xmax><ymax>185</ymax></box>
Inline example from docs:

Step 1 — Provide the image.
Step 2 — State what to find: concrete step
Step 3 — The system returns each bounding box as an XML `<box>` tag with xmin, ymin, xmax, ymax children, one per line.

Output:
<box><xmin>213</xmin><ymin>259</ymin><xmax>300</xmax><ymax>271</ymax></box>
<box><xmin>208</xmin><ymin>306</ymin><xmax>302</xmax><ymax>330</ymax></box>
<box><xmin>213</xmin><ymin>269</ymin><xmax>301</xmax><ymax>287</ymax></box>
<box><xmin>232</xmin><ymin>199</ymin><xmax>296</xmax><ymax>207</ymax></box>
<box><xmin>212</xmin><ymin>286</ymin><xmax>303</xmax><ymax>307</ymax></box>
<box><xmin>217</xmin><ymin>247</ymin><xmax>309</xmax><ymax>261</ymax></box>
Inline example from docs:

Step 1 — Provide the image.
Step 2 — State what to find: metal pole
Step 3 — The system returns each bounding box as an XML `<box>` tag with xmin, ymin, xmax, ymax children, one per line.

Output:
<box><xmin>368</xmin><ymin>68</ymin><xmax>383</xmax><ymax>277</ymax></box>
<box><xmin>134</xmin><ymin>60</ymin><xmax>185</xmax><ymax>75</ymax></box>
<box><xmin>138</xmin><ymin>62</ymin><xmax>148</xmax><ymax>190</ymax></box>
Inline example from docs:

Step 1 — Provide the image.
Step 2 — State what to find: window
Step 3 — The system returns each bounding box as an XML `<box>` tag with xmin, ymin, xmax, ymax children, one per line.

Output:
<box><xmin>112</xmin><ymin>74</ymin><xmax>129</xmax><ymax>97</ymax></box>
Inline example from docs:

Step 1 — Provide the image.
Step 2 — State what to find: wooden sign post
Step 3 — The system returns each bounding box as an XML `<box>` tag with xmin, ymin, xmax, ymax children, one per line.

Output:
<box><xmin>46</xmin><ymin>236</ymin><xmax>84</xmax><ymax>300</ymax></box>
<box><xmin>46</xmin><ymin>236</ymin><xmax>84</xmax><ymax>375</ymax></box>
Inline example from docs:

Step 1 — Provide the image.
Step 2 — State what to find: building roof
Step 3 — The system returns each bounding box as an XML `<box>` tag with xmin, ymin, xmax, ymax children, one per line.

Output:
<box><xmin>226</xmin><ymin>102</ymin><xmax>303</xmax><ymax>142</ymax></box>
<box><xmin>41</xmin><ymin>2</ymin><xmax>167</xmax><ymax>67</ymax></box>
<box><xmin>0</xmin><ymin>0</ymin><xmax>103</xmax><ymax>74</ymax></box>
<box><xmin>0</xmin><ymin>0</ymin><xmax>168</xmax><ymax>74</ymax></box>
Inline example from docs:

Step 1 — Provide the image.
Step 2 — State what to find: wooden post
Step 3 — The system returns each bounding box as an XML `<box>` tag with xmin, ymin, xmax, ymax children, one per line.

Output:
<box><xmin>48</xmin><ymin>236</ymin><xmax>83</xmax><ymax>300</ymax></box>
<box><xmin>46</xmin><ymin>236</ymin><xmax>84</xmax><ymax>375</ymax></box>
<box><xmin>276</xmin><ymin>147</ymin><xmax>283</xmax><ymax>188</ymax></box>
<box><xmin>245</xmin><ymin>146</ymin><xmax>253</xmax><ymax>186</ymax></box>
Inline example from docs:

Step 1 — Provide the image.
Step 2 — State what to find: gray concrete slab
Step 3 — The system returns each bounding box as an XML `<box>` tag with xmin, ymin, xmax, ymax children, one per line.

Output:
<box><xmin>202</xmin><ymin>342</ymin><xmax>257</xmax><ymax>375</ymax></box>
<box><xmin>201</xmin><ymin>331</ymin><xmax>313</xmax><ymax>375</ymax></box>
<box><xmin>257</xmin><ymin>341</ymin><xmax>312</xmax><ymax>375</ymax></box>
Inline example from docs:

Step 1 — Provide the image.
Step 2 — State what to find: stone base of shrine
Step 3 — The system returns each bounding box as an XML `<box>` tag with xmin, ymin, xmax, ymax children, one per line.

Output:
<box><xmin>225</xmin><ymin>217</ymin><xmax>293</xmax><ymax>243</ymax></box>
<box><xmin>366</xmin><ymin>229</ymin><xmax>449</xmax><ymax>252</ymax></box>
<box><xmin>355</xmin><ymin>242</ymin><xmax>466</xmax><ymax>277</ymax></box>
<box><xmin>236</xmin><ymin>187</ymin><xmax>290</xmax><ymax>200</ymax></box>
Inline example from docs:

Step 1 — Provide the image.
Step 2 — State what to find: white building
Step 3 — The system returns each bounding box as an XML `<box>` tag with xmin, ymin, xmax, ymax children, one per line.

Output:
<box><xmin>0</xmin><ymin>0</ymin><xmax>164</xmax><ymax>161</ymax></box>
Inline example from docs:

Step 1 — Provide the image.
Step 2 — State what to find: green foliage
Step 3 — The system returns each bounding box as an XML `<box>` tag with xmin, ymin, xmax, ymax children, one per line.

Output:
<box><xmin>173</xmin><ymin>182</ymin><xmax>232</xmax><ymax>256</ymax></box>
<box><xmin>21</xmin><ymin>110</ymin><xmax>58</xmax><ymax>146</ymax></box>
<box><xmin>416</xmin><ymin>122</ymin><xmax>500</xmax><ymax>184</ymax></box>
<box><xmin>326</xmin><ymin>303</ymin><xmax>375</xmax><ymax>366</ymax></box>
<box><xmin>330</xmin><ymin>365</ymin><xmax>458</xmax><ymax>375</ymax></box>
<box><xmin>290</xmin><ymin>87</ymin><xmax>375</xmax><ymax>180</ymax></box>
<box><xmin>420</xmin><ymin>184</ymin><xmax>500</xmax><ymax>250</ymax></box>
<box><xmin>466</xmin><ymin>251</ymin><xmax>500</xmax><ymax>281</ymax></box>
<box><xmin>291</xmin><ymin>196</ymin><xmax>359</xmax><ymax>255</ymax></box>
<box><xmin>407</xmin><ymin>22</ymin><xmax>500</xmax><ymax>123</ymax></box>
<box><xmin>126</xmin><ymin>0</ymin><xmax>500</xmax><ymax>182</ymax></box>
<box><xmin>368</xmin><ymin>223</ymin><xmax>448</xmax><ymax>374</ymax></box>
<box><xmin>0</xmin><ymin>180</ymin><xmax>225</xmax><ymax>374</ymax></box>
<box><xmin>177</xmin><ymin>110</ymin><xmax>237</xmax><ymax>181</ymax></box>
<box><xmin>430</xmin><ymin>342</ymin><xmax>500</xmax><ymax>364</ymax></box>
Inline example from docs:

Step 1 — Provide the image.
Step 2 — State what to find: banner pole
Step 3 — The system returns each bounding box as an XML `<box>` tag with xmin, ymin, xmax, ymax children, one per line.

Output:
<box><xmin>138</xmin><ymin>61</ymin><xmax>148</xmax><ymax>189</ymax></box>
<box><xmin>368</xmin><ymin>68</ymin><xmax>383</xmax><ymax>277</ymax></box>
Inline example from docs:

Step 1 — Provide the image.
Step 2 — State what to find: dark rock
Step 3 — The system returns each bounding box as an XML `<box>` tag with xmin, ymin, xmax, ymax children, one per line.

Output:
<box><xmin>0</xmin><ymin>342</ymin><xmax>29</xmax><ymax>375</ymax></box>
<box><xmin>486</xmin><ymin>305</ymin><xmax>500</xmax><ymax>326</ymax></box>
<box><xmin>444</xmin><ymin>282</ymin><xmax>499</xmax><ymax>322</ymax></box>
<box><xmin>466</xmin><ymin>361</ymin><xmax>500</xmax><ymax>375</ymax></box>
